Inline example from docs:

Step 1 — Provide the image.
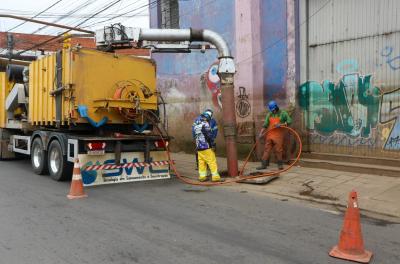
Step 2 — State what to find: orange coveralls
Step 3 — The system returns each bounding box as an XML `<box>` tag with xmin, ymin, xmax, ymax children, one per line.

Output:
<box><xmin>262</xmin><ymin>110</ymin><xmax>292</xmax><ymax>161</ymax></box>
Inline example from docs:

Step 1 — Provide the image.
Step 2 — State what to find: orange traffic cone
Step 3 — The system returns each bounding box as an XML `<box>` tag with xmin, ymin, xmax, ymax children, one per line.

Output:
<box><xmin>67</xmin><ymin>159</ymin><xmax>88</xmax><ymax>200</ymax></box>
<box><xmin>329</xmin><ymin>190</ymin><xmax>372</xmax><ymax>263</ymax></box>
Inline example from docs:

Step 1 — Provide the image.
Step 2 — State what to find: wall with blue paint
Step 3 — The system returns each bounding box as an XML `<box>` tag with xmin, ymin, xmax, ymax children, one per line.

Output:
<box><xmin>149</xmin><ymin>0</ymin><xmax>292</xmax><ymax>156</ymax></box>
<box><xmin>149</xmin><ymin>0</ymin><xmax>237</xmax><ymax>155</ymax></box>
<box><xmin>150</xmin><ymin>0</ymin><xmax>235</xmax><ymax>76</ymax></box>
<box><xmin>261</xmin><ymin>0</ymin><xmax>288</xmax><ymax>103</ymax></box>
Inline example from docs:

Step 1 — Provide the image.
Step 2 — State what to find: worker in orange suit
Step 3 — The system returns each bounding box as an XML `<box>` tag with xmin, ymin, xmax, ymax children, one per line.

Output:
<box><xmin>257</xmin><ymin>101</ymin><xmax>292</xmax><ymax>170</ymax></box>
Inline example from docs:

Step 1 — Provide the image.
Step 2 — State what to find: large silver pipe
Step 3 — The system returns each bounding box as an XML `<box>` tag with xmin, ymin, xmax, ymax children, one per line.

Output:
<box><xmin>139</xmin><ymin>28</ymin><xmax>232</xmax><ymax>58</ymax></box>
<box><xmin>138</xmin><ymin>27</ymin><xmax>238</xmax><ymax>176</ymax></box>
<box><xmin>140</xmin><ymin>29</ymin><xmax>191</xmax><ymax>42</ymax></box>
<box><xmin>201</xmin><ymin>29</ymin><xmax>231</xmax><ymax>58</ymax></box>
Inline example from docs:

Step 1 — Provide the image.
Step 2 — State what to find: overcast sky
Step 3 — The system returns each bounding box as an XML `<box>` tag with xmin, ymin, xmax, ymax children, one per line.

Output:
<box><xmin>0</xmin><ymin>0</ymin><xmax>150</xmax><ymax>35</ymax></box>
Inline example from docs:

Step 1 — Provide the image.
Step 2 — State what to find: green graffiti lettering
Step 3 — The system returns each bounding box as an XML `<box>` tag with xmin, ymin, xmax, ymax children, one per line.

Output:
<box><xmin>299</xmin><ymin>74</ymin><xmax>381</xmax><ymax>138</ymax></box>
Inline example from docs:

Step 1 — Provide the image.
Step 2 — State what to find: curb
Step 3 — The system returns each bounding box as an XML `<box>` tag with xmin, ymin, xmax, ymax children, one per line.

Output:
<box><xmin>248</xmin><ymin>189</ymin><xmax>400</xmax><ymax>221</ymax></box>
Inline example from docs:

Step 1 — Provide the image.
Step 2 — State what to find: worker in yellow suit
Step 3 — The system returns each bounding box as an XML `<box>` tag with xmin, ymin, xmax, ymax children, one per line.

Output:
<box><xmin>192</xmin><ymin>111</ymin><xmax>221</xmax><ymax>182</ymax></box>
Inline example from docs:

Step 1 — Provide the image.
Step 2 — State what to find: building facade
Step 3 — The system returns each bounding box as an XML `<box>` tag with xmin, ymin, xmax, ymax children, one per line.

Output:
<box><xmin>299</xmin><ymin>0</ymin><xmax>400</xmax><ymax>159</ymax></box>
<box><xmin>150</xmin><ymin>0</ymin><xmax>297</xmax><ymax>157</ymax></box>
<box><xmin>150</xmin><ymin>0</ymin><xmax>400</xmax><ymax>160</ymax></box>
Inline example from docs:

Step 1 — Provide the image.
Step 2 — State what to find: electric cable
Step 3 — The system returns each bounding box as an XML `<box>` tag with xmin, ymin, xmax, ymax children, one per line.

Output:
<box><xmin>6</xmin><ymin>0</ymin><xmax>64</xmax><ymax>32</ymax></box>
<box><xmin>2</xmin><ymin>13</ymin><xmax>149</xmax><ymax>19</ymax></box>
<box><xmin>32</xmin><ymin>0</ymin><xmax>95</xmax><ymax>34</ymax></box>
<box><xmin>83</xmin><ymin>0</ymin><xmax>158</xmax><ymax>29</ymax></box>
<box><xmin>53</xmin><ymin>0</ymin><xmax>123</xmax><ymax>32</ymax></box>
<box><xmin>16</xmin><ymin>0</ymin><xmax>123</xmax><ymax>56</ymax></box>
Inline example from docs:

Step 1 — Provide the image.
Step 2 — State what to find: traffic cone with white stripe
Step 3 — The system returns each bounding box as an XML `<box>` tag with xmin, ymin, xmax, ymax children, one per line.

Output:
<box><xmin>329</xmin><ymin>190</ymin><xmax>372</xmax><ymax>263</ymax></box>
<box><xmin>67</xmin><ymin>158</ymin><xmax>88</xmax><ymax>200</ymax></box>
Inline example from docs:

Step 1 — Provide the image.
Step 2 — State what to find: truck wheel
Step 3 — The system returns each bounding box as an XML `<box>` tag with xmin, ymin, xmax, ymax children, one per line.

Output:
<box><xmin>31</xmin><ymin>137</ymin><xmax>48</xmax><ymax>175</ymax></box>
<box><xmin>48</xmin><ymin>140</ymin><xmax>72</xmax><ymax>181</ymax></box>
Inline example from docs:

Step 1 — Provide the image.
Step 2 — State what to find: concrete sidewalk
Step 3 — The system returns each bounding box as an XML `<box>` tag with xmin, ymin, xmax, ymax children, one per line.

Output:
<box><xmin>171</xmin><ymin>152</ymin><xmax>400</xmax><ymax>221</ymax></box>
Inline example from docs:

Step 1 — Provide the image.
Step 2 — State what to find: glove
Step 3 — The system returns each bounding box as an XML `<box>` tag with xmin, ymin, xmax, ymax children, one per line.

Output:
<box><xmin>275</xmin><ymin>122</ymin><xmax>288</xmax><ymax>128</ymax></box>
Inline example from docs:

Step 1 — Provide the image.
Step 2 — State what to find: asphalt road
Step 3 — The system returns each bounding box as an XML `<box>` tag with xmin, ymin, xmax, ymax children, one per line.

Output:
<box><xmin>0</xmin><ymin>159</ymin><xmax>399</xmax><ymax>264</ymax></box>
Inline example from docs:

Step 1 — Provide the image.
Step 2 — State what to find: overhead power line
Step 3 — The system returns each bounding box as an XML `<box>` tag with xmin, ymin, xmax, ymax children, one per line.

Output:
<box><xmin>3</xmin><ymin>13</ymin><xmax>149</xmax><ymax>19</ymax></box>
<box><xmin>82</xmin><ymin>0</ymin><xmax>158</xmax><ymax>29</ymax></box>
<box><xmin>32</xmin><ymin>0</ymin><xmax>96</xmax><ymax>34</ymax></box>
<box><xmin>0</xmin><ymin>0</ymin><xmax>144</xmax><ymax>18</ymax></box>
<box><xmin>17</xmin><ymin>0</ymin><xmax>123</xmax><ymax>56</ymax></box>
<box><xmin>42</xmin><ymin>0</ymin><xmax>132</xmax><ymax>35</ymax></box>
<box><xmin>6</xmin><ymin>0</ymin><xmax>64</xmax><ymax>32</ymax></box>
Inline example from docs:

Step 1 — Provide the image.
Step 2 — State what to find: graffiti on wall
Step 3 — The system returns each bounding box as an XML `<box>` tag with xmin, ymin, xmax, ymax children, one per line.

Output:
<box><xmin>236</xmin><ymin>86</ymin><xmax>251</xmax><ymax>118</ymax></box>
<box><xmin>299</xmin><ymin>73</ymin><xmax>380</xmax><ymax>137</ymax></box>
<box><xmin>336</xmin><ymin>59</ymin><xmax>358</xmax><ymax>75</ymax></box>
<box><xmin>237</xmin><ymin>121</ymin><xmax>255</xmax><ymax>144</ymax></box>
<box><xmin>299</xmin><ymin>73</ymin><xmax>400</xmax><ymax>151</ymax></box>
<box><xmin>380</xmin><ymin>88</ymin><xmax>400</xmax><ymax>150</ymax></box>
<box><xmin>336</xmin><ymin>46</ymin><xmax>400</xmax><ymax>77</ymax></box>
<box><xmin>310</xmin><ymin>133</ymin><xmax>376</xmax><ymax>147</ymax></box>
<box><xmin>206</xmin><ymin>61</ymin><xmax>222</xmax><ymax>109</ymax></box>
<box><xmin>380</xmin><ymin>46</ymin><xmax>400</xmax><ymax>71</ymax></box>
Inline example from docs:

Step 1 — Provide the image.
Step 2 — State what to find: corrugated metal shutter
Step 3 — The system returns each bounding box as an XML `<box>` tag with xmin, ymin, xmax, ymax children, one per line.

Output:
<box><xmin>300</xmin><ymin>0</ymin><xmax>400</xmax><ymax>158</ymax></box>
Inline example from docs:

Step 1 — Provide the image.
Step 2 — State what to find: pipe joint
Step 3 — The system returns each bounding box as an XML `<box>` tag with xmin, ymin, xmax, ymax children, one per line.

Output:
<box><xmin>190</xmin><ymin>28</ymin><xmax>204</xmax><ymax>41</ymax></box>
<box><xmin>218</xmin><ymin>57</ymin><xmax>236</xmax><ymax>75</ymax></box>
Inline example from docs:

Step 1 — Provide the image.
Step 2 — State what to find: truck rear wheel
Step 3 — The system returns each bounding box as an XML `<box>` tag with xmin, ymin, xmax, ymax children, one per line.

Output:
<box><xmin>31</xmin><ymin>137</ymin><xmax>48</xmax><ymax>175</ymax></box>
<box><xmin>48</xmin><ymin>140</ymin><xmax>72</xmax><ymax>181</ymax></box>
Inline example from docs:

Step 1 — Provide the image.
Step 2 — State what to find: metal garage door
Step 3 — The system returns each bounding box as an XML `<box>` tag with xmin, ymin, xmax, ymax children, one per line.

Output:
<box><xmin>299</xmin><ymin>0</ymin><xmax>400</xmax><ymax>158</ymax></box>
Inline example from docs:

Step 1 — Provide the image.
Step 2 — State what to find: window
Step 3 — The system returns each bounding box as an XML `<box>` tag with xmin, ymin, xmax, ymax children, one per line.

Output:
<box><xmin>158</xmin><ymin>0</ymin><xmax>180</xmax><ymax>29</ymax></box>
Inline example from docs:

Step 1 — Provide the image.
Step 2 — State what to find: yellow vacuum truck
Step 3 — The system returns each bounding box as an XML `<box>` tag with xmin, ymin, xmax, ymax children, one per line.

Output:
<box><xmin>0</xmin><ymin>46</ymin><xmax>170</xmax><ymax>186</ymax></box>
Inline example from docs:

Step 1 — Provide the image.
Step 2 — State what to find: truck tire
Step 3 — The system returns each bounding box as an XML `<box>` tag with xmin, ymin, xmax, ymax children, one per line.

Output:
<box><xmin>48</xmin><ymin>140</ymin><xmax>72</xmax><ymax>181</ymax></box>
<box><xmin>31</xmin><ymin>137</ymin><xmax>48</xmax><ymax>175</ymax></box>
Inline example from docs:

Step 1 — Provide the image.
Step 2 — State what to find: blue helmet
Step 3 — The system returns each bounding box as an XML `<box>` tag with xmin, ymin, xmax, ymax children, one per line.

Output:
<box><xmin>201</xmin><ymin>109</ymin><xmax>213</xmax><ymax>121</ymax></box>
<box><xmin>201</xmin><ymin>111</ymin><xmax>212</xmax><ymax>121</ymax></box>
<box><xmin>204</xmin><ymin>109</ymin><xmax>213</xmax><ymax>118</ymax></box>
<box><xmin>267</xmin><ymin>101</ymin><xmax>278</xmax><ymax>111</ymax></box>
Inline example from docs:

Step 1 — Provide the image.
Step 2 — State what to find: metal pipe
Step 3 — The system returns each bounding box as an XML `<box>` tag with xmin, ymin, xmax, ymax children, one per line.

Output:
<box><xmin>140</xmin><ymin>29</ymin><xmax>191</xmax><ymax>42</ymax></box>
<box><xmin>138</xmin><ymin>28</ymin><xmax>238</xmax><ymax>176</ymax></box>
<box><xmin>0</xmin><ymin>14</ymin><xmax>94</xmax><ymax>34</ymax></box>
<box><xmin>201</xmin><ymin>29</ymin><xmax>231</xmax><ymax>58</ymax></box>
<box><xmin>139</xmin><ymin>28</ymin><xmax>232</xmax><ymax>58</ymax></box>
<box><xmin>219</xmin><ymin>77</ymin><xmax>238</xmax><ymax>177</ymax></box>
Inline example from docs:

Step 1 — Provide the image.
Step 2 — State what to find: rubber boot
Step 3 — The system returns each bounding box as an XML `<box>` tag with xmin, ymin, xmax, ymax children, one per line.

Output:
<box><xmin>211</xmin><ymin>174</ymin><xmax>222</xmax><ymax>182</ymax></box>
<box><xmin>199</xmin><ymin>176</ymin><xmax>208</xmax><ymax>182</ymax></box>
<box><xmin>256</xmin><ymin>160</ymin><xmax>269</xmax><ymax>170</ymax></box>
<box><xmin>277</xmin><ymin>160</ymin><xmax>284</xmax><ymax>170</ymax></box>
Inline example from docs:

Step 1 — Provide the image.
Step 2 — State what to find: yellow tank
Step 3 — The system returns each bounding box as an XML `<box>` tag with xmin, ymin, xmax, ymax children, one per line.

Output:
<box><xmin>28</xmin><ymin>47</ymin><xmax>157</xmax><ymax>127</ymax></box>
<box><xmin>0</xmin><ymin>72</ymin><xmax>14</xmax><ymax>128</ymax></box>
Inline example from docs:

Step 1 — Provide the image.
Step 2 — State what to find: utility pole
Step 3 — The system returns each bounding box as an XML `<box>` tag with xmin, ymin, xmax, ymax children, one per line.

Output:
<box><xmin>7</xmin><ymin>33</ymin><xmax>14</xmax><ymax>60</ymax></box>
